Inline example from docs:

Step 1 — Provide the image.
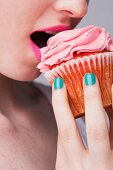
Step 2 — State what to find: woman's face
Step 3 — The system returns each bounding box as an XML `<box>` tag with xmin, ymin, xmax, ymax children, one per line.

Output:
<box><xmin>0</xmin><ymin>0</ymin><xmax>88</xmax><ymax>81</ymax></box>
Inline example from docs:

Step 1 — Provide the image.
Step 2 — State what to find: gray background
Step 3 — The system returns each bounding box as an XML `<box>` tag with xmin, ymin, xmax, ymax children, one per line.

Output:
<box><xmin>36</xmin><ymin>0</ymin><xmax>113</xmax><ymax>85</ymax></box>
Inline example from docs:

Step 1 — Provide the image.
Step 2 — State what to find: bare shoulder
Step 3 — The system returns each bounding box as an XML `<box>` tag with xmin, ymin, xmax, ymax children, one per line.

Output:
<box><xmin>0</xmin><ymin>81</ymin><xmax>57</xmax><ymax>170</ymax></box>
<box><xmin>13</xmin><ymin>80</ymin><xmax>56</xmax><ymax>126</ymax></box>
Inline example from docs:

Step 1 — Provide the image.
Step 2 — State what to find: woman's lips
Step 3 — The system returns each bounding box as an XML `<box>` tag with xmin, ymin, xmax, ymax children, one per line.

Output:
<box><xmin>29</xmin><ymin>39</ymin><xmax>41</xmax><ymax>62</ymax></box>
<box><xmin>30</xmin><ymin>25</ymin><xmax>70</xmax><ymax>62</ymax></box>
<box><xmin>37</xmin><ymin>25</ymin><xmax>70</xmax><ymax>32</ymax></box>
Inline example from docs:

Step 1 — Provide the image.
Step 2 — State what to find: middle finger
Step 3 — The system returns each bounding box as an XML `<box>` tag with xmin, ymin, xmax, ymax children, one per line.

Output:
<box><xmin>83</xmin><ymin>73</ymin><xmax>111</xmax><ymax>157</ymax></box>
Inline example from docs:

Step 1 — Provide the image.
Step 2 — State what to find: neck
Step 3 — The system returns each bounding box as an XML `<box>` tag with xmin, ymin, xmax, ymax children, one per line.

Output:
<box><xmin>0</xmin><ymin>74</ymin><xmax>36</xmax><ymax>126</ymax></box>
<box><xmin>0</xmin><ymin>74</ymin><xmax>15</xmax><ymax>115</ymax></box>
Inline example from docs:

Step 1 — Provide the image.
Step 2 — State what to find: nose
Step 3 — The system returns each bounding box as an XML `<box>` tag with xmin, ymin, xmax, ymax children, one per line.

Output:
<box><xmin>54</xmin><ymin>0</ymin><xmax>88</xmax><ymax>18</ymax></box>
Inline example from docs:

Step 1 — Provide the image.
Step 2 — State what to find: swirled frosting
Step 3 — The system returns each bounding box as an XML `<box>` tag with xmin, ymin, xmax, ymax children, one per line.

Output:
<box><xmin>37</xmin><ymin>25</ymin><xmax>113</xmax><ymax>72</ymax></box>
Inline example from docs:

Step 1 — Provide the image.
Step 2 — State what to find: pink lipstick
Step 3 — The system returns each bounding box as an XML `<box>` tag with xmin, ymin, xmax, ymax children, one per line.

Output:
<box><xmin>29</xmin><ymin>39</ymin><xmax>41</xmax><ymax>62</ymax></box>
<box><xmin>37</xmin><ymin>25</ymin><xmax>70</xmax><ymax>32</ymax></box>
<box><xmin>30</xmin><ymin>25</ymin><xmax>70</xmax><ymax>61</ymax></box>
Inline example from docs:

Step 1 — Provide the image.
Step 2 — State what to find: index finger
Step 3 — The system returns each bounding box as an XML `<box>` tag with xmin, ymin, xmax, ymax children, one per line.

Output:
<box><xmin>52</xmin><ymin>78</ymin><xmax>85</xmax><ymax>162</ymax></box>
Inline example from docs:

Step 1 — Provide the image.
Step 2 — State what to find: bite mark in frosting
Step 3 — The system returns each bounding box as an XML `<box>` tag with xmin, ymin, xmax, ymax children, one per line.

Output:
<box><xmin>37</xmin><ymin>25</ymin><xmax>113</xmax><ymax>72</ymax></box>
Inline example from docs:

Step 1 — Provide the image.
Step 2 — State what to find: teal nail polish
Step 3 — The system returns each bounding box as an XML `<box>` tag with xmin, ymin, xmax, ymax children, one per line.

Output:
<box><xmin>84</xmin><ymin>73</ymin><xmax>96</xmax><ymax>86</ymax></box>
<box><xmin>54</xmin><ymin>78</ymin><xmax>64</xmax><ymax>90</ymax></box>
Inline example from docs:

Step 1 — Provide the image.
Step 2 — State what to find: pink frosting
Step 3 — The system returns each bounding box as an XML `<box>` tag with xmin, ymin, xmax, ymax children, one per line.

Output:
<box><xmin>38</xmin><ymin>25</ymin><xmax>113</xmax><ymax>72</ymax></box>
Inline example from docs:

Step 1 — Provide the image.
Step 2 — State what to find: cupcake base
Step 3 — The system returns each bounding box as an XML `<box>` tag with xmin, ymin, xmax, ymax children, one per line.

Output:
<box><xmin>45</xmin><ymin>52</ymin><xmax>113</xmax><ymax>118</ymax></box>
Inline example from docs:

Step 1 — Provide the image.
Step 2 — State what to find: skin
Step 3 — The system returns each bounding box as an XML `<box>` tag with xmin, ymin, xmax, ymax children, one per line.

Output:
<box><xmin>0</xmin><ymin>0</ymin><xmax>87</xmax><ymax>81</ymax></box>
<box><xmin>0</xmin><ymin>0</ymin><xmax>113</xmax><ymax>169</ymax></box>
<box><xmin>52</xmin><ymin>79</ymin><xmax>113</xmax><ymax>170</ymax></box>
<box><xmin>0</xmin><ymin>0</ymin><xmax>88</xmax><ymax>169</ymax></box>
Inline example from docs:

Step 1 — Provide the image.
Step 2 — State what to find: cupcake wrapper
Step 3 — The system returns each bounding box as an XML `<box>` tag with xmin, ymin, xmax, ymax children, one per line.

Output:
<box><xmin>45</xmin><ymin>52</ymin><xmax>113</xmax><ymax>118</ymax></box>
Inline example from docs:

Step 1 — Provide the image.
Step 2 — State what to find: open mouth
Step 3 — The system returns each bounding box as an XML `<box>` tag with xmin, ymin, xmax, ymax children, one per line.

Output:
<box><xmin>30</xmin><ymin>31</ymin><xmax>54</xmax><ymax>48</ymax></box>
<box><xmin>30</xmin><ymin>25</ymin><xmax>70</xmax><ymax>48</ymax></box>
<box><xmin>30</xmin><ymin>25</ymin><xmax>70</xmax><ymax>61</ymax></box>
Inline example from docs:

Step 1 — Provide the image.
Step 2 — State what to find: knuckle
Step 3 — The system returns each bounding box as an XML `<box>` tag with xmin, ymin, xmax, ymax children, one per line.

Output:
<box><xmin>85</xmin><ymin>87</ymin><xmax>99</xmax><ymax>101</ymax></box>
<box><xmin>55</xmin><ymin>164</ymin><xmax>64</xmax><ymax>170</ymax></box>
<box><xmin>56</xmin><ymin>163</ymin><xmax>68</xmax><ymax>170</ymax></box>
<box><xmin>86</xmin><ymin>92</ymin><xmax>97</xmax><ymax>101</ymax></box>
<box><xmin>53</xmin><ymin>97</ymin><xmax>65</xmax><ymax>107</ymax></box>
<box><xmin>87</xmin><ymin>125</ymin><xmax>106</xmax><ymax>142</ymax></box>
<box><xmin>59</xmin><ymin>126</ymin><xmax>74</xmax><ymax>143</ymax></box>
<box><xmin>52</xmin><ymin>94</ymin><xmax>65</xmax><ymax>107</ymax></box>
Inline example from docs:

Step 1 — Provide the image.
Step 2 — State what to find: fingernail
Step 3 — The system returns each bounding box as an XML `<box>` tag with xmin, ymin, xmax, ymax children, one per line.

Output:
<box><xmin>54</xmin><ymin>78</ymin><xmax>64</xmax><ymax>90</ymax></box>
<box><xmin>84</xmin><ymin>73</ymin><xmax>96</xmax><ymax>86</ymax></box>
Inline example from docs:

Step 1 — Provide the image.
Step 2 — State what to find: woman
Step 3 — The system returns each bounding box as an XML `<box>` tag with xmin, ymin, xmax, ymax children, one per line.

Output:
<box><xmin>0</xmin><ymin>0</ymin><xmax>113</xmax><ymax>169</ymax></box>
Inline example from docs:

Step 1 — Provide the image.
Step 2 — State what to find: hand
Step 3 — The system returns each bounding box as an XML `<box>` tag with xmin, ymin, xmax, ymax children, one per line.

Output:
<box><xmin>52</xmin><ymin>74</ymin><xmax>113</xmax><ymax>170</ymax></box>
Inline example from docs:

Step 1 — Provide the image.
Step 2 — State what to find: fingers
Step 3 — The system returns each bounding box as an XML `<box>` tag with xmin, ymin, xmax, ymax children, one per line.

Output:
<box><xmin>83</xmin><ymin>73</ymin><xmax>111</xmax><ymax>157</ymax></box>
<box><xmin>52</xmin><ymin>78</ymin><xmax>85</xmax><ymax>162</ymax></box>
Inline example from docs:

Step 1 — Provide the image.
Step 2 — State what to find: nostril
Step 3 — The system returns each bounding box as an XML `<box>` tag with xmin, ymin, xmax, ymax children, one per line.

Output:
<box><xmin>62</xmin><ymin>10</ymin><xmax>75</xmax><ymax>17</ymax></box>
<box><xmin>60</xmin><ymin>6</ymin><xmax>87</xmax><ymax>18</ymax></box>
<box><xmin>54</xmin><ymin>0</ymin><xmax>88</xmax><ymax>18</ymax></box>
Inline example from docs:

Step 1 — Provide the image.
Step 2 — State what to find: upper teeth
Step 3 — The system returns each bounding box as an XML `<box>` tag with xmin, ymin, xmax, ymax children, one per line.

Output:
<box><xmin>45</xmin><ymin>31</ymin><xmax>57</xmax><ymax>35</ymax></box>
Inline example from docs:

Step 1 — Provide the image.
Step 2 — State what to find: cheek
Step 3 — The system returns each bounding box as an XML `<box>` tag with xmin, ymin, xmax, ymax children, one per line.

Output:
<box><xmin>0</xmin><ymin>41</ymin><xmax>41</xmax><ymax>81</ymax></box>
<box><xmin>0</xmin><ymin>0</ymin><xmax>44</xmax><ymax>80</ymax></box>
<box><xmin>0</xmin><ymin>20</ymin><xmax>41</xmax><ymax>80</ymax></box>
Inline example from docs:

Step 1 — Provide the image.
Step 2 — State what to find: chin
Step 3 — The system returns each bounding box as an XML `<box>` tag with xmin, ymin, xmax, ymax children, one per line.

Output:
<box><xmin>2</xmin><ymin>68</ymin><xmax>41</xmax><ymax>81</ymax></box>
<box><xmin>15</xmin><ymin>70</ymin><xmax>41</xmax><ymax>81</ymax></box>
<box><xmin>19</xmin><ymin>72</ymin><xmax>41</xmax><ymax>81</ymax></box>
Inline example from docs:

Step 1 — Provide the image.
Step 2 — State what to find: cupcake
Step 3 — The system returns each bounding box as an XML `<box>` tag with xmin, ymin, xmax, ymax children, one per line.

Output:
<box><xmin>37</xmin><ymin>25</ymin><xmax>113</xmax><ymax>118</ymax></box>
